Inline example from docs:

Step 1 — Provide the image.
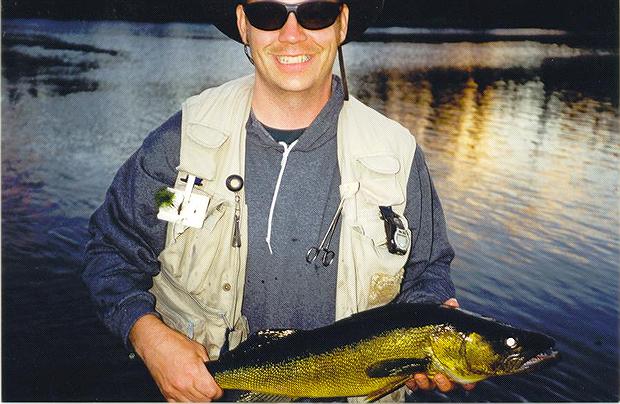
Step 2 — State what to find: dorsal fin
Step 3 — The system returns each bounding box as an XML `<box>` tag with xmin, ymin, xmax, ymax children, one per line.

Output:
<box><xmin>209</xmin><ymin>328</ymin><xmax>303</xmax><ymax>375</ymax></box>
<box><xmin>233</xmin><ymin>329</ymin><xmax>301</xmax><ymax>352</ymax></box>
<box><xmin>257</xmin><ymin>329</ymin><xmax>300</xmax><ymax>339</ymax></box>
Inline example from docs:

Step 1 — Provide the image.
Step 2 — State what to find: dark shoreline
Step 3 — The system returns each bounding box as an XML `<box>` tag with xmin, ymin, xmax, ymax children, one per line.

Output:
<box><xmin>2</xmin><ymin>18</ymin><xmax>617</xmax><ymax>49</ymax></box>
<box><xmin>3</xmin><ymin>0</ymin><xmax>617</xmax><ymax>33</ymax></box>
<box><xmin>359</xmin><ymin>29</ymin><xmax>618</xmax><ymax>49</ymax></box>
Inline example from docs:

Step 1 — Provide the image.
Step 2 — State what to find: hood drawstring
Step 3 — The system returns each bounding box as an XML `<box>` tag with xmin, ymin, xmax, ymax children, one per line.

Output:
<box><xmin>266</xmin><ymin>140</ymin><xmax>299</xmax><ymax>254</ymax></box>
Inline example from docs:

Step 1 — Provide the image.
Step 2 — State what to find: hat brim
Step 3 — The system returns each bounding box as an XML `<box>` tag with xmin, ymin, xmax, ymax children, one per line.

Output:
<box><xmin>207</xmin><ymin>0</ymin><xmax>384</xmax><ymax>44</ymax></box>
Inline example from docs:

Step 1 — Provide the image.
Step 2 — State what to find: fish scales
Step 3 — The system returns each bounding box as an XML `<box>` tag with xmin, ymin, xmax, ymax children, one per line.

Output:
<box><xmin>214</xmin><ymin>326</ymin><xmax>437</xmax><ymax>397</ymax></box>
<box><xmin>205</xmin><ymin>304</ymin><xmax>559</xmax><ymax>400</ymax></box>
<box><xmin>212</xmin><ymin>304</ymin><xmax>455</xmax><ymax>371</ymax></box>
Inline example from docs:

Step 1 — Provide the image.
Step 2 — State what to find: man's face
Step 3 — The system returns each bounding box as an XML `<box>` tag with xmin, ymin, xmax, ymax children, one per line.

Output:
<box><xmin>236</xmin><ymin>0</ymin><xmax>349</xmax><ymax>96</ymax></box>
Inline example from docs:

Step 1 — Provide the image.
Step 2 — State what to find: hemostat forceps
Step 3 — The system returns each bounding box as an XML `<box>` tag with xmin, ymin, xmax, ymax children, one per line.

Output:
<box><xmin>306</xmin><ymin>198</ymin><xmax>344</xmax><ymax>267</ymax></box>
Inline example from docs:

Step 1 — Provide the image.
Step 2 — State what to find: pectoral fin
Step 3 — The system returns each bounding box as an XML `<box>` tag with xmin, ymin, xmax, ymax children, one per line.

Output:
<box><xmin>238</xmin><ymin>391</ymin><xmax>299</xmax><ymax>402</ymax></box>
<box><xmin>364</xmin><ymin>377</ymin><xmax>410</xmax><ymax>402</ymax></box>
<box><xmin>366</xmin><ymin>358</ymin><xmax>429</xmax><ymax>378</ymax></box>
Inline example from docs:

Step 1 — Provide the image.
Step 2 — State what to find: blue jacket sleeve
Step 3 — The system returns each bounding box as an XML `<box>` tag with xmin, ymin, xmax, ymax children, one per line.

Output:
<box><xmin>398</xmin><ymin>146</ymin><xmax>456</xmax><ymax>304</ymax></box>
<box><xmin>81</xmin><ymin>112</ymin><xmax>181</xmax><ymax>348</ymax></box>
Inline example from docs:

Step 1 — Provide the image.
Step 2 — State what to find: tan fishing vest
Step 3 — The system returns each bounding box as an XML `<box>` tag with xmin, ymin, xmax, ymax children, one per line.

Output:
<box><xmin>151</xmin><ymin>75</ymin><xmax>416</xmax><ymax>400</ymax></box>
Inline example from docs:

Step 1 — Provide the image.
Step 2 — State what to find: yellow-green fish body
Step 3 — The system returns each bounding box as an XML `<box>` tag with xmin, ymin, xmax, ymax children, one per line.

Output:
<box><xmin>206</xmin><ymin>304</ymin><xmax>558</xmax><ymax>401</ymax></box>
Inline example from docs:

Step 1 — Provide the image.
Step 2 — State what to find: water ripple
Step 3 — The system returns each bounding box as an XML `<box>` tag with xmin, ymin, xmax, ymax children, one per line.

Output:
<box><xmin>2</xmin><ymin>20</ymin><xmax>618</xmax><ymax>402</ymax></box>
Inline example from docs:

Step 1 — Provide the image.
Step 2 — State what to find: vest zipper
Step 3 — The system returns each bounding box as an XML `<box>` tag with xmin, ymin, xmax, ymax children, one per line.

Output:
<box><xmin>265</xmin><ymin>140</ymin><xmax>298</xmax><ymax>254</ymax></box>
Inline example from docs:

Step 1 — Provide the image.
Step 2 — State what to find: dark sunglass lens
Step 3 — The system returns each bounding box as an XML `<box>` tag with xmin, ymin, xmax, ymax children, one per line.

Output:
<box><xmin>297</xmin><ymin>2</ymin><xmax>341</xmax><ymax>30</ymax></box>
<box><xmin>244</xmin><ymin>2</ymin><xmax>288</xmax><ymax>30</ymax></box>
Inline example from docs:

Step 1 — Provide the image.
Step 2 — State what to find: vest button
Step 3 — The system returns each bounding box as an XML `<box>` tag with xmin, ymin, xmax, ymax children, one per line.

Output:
<box><xmin>223</xmin><ymin>283</ymin><xmax>232</xmax><ymax>291</ymax></box>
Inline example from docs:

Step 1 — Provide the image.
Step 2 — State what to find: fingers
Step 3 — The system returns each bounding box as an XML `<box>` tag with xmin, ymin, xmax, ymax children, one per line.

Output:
<box><xmin>405</xmin><ymin>377</ymin><xmax>418</xmax><ymax>391</ymax></box>
<box><xmin>443</xmin><ymin>298</ymin><xmax>460</xmax><ymax>308</ymax></box>
<box><xmin>178</xmin><ymin>354</ymin><xmax>222</xmax><ymax>402</ymax></box>
<box><xmin>138</xmin><ymin>324</ymin><xmax>223</xmax><ymax>402</ymax></box>
<box><xmin>194</xmin><ymin>344</ymin><xmax>223</xmax><ymax>399</ymax></box>
<box><xmin>162</xmin><ymin>380</ymin><xmax>221</xmax><ymax>402</ymax></box>
<box><xmin>434</xmin><ymin>373</ymin><xmax>455</xmax><ymax>392</ymax></box>
<box><xmin>408</xmin><ymin>373</ymin><xmax>475</xmax><ymax>394</ymax></box>
<box><xmin>412</xmin><ymin>373</ymin><xmax>436</xmax><ymax>391</ymax></box>
<box><xmin>165</xmin><ymin>392</ymin><xmax>192</xmax><ymax>402</ymax></box>
<box><xmin>188</xmin><ymin>383</ymin><xmax>220</xmax><ymax>402</ymax></box>
<box><xmin>194</xmin><ymin>367</ymin><xmax>224</xmax><ymax>401</ymax></box>
<box><xmin>196</xmin><ymin>343</ymin><xmax>210</xmax><ymax>362</ymax></box>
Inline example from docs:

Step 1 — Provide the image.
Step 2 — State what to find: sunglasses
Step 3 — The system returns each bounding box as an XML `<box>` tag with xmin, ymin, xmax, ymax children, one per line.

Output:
<box><xmin>243</xmin><ymin>1</ymin><xmax>343</xmax><ymax>31</ymax></box>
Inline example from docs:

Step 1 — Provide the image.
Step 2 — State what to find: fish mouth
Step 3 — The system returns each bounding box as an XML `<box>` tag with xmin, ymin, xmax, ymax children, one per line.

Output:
<box><xmin>517</xmin><ymin>348</ymin><xmax>560</xmax><ymax>372</ymax></box>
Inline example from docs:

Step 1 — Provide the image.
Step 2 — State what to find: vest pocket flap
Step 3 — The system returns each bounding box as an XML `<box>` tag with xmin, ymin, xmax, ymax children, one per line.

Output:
<box><xmin>354</xmin><ymin>155</ymin><xmax>404</xmax><ymax>206</ymax></box>
<box><xmin>180</xmin><ymin>124</ymin><xmax>230</xmax><ymax>180</ymax></box>
<box><xmin>356</xmin><ymin>155</ymin><xmax>401</xmax><ymax>175</ymax></box>
<box><xmin>186</xmin><ymin>123</ymin><xmax>229</xmax><ymax>149</ymax></box>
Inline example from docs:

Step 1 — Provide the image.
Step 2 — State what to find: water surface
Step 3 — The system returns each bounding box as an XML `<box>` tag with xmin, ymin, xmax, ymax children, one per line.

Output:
<box><xmin>2</xmin><ymin>19</ymin><xmax>618</xmax><ymax>401</ymax></box>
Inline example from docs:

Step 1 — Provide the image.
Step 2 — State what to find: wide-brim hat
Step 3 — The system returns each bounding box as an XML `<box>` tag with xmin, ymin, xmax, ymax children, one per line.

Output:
<box><xmin>207</xmin><ymin>0</ymin><xmax>384</xmax><ymax>44</ymax></box>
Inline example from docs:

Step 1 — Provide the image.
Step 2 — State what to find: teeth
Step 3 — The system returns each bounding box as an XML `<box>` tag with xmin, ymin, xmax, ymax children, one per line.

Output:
<box><xmin>277</xmin><ymin>55</ymin><xmax>310</xmax><ymax>64</ymax></box>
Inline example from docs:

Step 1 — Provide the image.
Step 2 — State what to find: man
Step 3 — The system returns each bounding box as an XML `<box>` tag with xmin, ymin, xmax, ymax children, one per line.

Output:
<box><xmin>83</xmin><ymin>0</ymin><xmax>474</xmax><ymax>401</ymax></box>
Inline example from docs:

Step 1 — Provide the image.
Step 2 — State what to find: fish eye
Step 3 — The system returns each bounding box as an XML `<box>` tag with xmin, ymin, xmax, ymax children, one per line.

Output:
<box><xmin>505</xmin><ymin>337</ymin><xmax>518</xmax><ymax>349</ymax></box>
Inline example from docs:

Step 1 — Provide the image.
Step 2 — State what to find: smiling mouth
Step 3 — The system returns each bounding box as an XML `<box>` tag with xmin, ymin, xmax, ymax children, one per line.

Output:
<box><xmin>276</xmin><ymin>55</ymin><xmax>311</xmax><ymax>64</ymax></box>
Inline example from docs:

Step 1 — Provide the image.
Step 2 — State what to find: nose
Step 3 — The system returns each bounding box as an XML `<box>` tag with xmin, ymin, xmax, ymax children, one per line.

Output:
<box><xmin>278</xmin><ymin>12</ymin><xmax>307</xmax><ymax>43</ymax></box>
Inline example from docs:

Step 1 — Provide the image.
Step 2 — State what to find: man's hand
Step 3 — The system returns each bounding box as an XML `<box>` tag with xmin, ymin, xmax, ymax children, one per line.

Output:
<box><xmin>129</xmin><ymin>314</ymin><xmax>224</xmax><ymax>402</ymax></box>
<box><xmin>405</xmin><ymin>298</ymin><xmax>477</xmax><ymax>393</ymax></box>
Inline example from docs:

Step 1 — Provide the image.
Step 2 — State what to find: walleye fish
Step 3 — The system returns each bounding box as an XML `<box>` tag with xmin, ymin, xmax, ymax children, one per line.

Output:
<box><xmin>206</xmin><ymin>303</ymin><xmax>558</xmax><ymax>401</ymax></box>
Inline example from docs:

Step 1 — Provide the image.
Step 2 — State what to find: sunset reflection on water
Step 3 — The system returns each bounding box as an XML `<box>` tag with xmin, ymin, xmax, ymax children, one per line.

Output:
<box><xmin>354</xmin><ymin>53</ymin><xmax>618</xmax><ymax>309</ymax></box>
<box><xmin>2</xmin><ymin>20</ymin><xmax>618</xmax><ymax>401</ymax></box>
<box><xmin>351</xmin><ymin>52</ymin><xmax>619</xmax><ymax>399</ymax></box>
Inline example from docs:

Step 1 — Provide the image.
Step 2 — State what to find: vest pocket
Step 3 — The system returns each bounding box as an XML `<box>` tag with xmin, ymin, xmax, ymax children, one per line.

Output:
<box><xmin>155</xmin><ymin>298</ymin><xmax>207</xmax><ymax>341</ymax></box>
<box><xmin>350</xmin><ymin>154</ymin><xmax>409</xmax><ymax>309</ymax></box>
<box><xmin>178</xmin><ymin>123</ymin><xmax>229</xmax><ymax>181</ymax></box>
<box><xmin>350</xmin><ymin>212</ymin><xmax>411</xmax><ymax>309</ymax></box>
<box><xmin>157</xmin><ymin>201</ymin><xmax>229</xmax><ymax>295</ymax></box>
<box><xmin>354</xmin><ymin>154</ymin><xmax>404</xmax><ymax>206</ymax></box>
<box><xmin>152</xmin><ymin>277</ymin><xmax>229</xmax><ymax>358</ymax></box>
